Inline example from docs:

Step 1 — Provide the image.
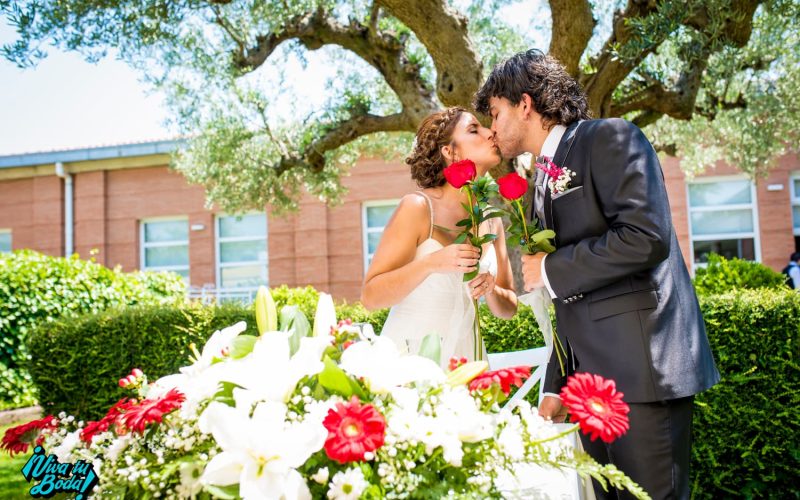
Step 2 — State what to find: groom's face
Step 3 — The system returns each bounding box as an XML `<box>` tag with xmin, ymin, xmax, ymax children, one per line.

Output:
<box><xmin>487</xmin><ymin>97</ymin><xmax>527</xmax><ymax>159</ymax></box>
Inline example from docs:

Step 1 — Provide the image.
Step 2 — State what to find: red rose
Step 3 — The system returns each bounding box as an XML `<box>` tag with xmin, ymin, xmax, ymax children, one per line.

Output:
<box><xmin>443</xmin><ymin>159</ymin><xmax>477</xmax><ymax>188</ymax></box>
<box><xmin>323</xmin><ymin>396</ymin><xmax>386</xmax><ymax>463</ymax></box>
<box><xmin>1</xmin><ymin>416</ymin><xmax>58</xmax><ymax>456</ymax></box>
<box><xmin>121</xmin><ymin>389</ymin><xmax>185</xmax><ymax>434</ymax></box>
<box><xmin>560</xmin><ymin>372</ymin><xmax>630</xmax><ymax>443</ymax></box>
<box><xmin>497</xmin><ymin>172</ymin><xmax>528</xmax><ymax>200</ymax></box>
<box><xmin>468</xmin><ymin>366</ymin><xmax>531</xmax><ymax>395</ymax></box>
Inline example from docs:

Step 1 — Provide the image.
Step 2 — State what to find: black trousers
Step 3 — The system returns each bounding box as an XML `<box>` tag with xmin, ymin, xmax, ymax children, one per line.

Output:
<box><xmin>580</xmin><ymin>396</ymin><xmax>694</xmax><ymax>500</ymax></box>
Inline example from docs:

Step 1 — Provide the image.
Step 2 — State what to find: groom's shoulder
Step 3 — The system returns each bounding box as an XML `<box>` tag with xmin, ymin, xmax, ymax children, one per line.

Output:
<box><xmin>579</xmin><ymin>118</ymin><xmax>651</xmax><ymax>150</ymax></box>
<box><xmin>581</xmin><ymin>117</ymin><xmax>641</xmax><ymax>138</ymax></box>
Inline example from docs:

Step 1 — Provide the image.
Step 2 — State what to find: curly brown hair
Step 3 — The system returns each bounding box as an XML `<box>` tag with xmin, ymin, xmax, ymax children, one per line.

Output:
<box><xmin>406</xmin><ymin>107</ymin><xmax>466</xmax><ymax>189</ymax></box>
<box><xmin>473</xmin><ymin>49</ymin><xmax>590</xmax><ymax>128</ymax></box>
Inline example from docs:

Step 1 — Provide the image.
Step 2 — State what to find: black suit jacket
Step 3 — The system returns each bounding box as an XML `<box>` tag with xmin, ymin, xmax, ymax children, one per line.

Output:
<box><xmin>540</xmin><ymin>118</ymin><xmax>720</xmax><ymax>403</ymax></box>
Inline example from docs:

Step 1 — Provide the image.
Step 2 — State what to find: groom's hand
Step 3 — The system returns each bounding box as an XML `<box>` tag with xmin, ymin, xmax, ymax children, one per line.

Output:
<box><xmin>521</xmin><ymin>252</ymin><xmax>547</xmax><ymax>291</ymax></box>
<box><xmin>538</xmin><ymin>396</ymin><xmax>568</xmax><ymax>423</ymax></box>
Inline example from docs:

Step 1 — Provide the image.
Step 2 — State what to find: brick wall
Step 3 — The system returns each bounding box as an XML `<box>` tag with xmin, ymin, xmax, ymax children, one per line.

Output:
<box><xmin>1</xmin><ymin>152</ymin><xmax>797</xmax><ymax>302</ymax></box>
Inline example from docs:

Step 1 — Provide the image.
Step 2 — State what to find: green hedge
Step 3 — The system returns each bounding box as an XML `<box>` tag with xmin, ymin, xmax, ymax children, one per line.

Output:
<box><xmin>692</xmin><ymin>289</ymin><xmax>799</xmax><ymax>498</ymax></box>
<box><xmin>0</xmin><ymin>250</ymin><xmax>185</xmax><ymax>409</ymax></box>
<box><xmin>27</xmin><ymin>286</ymin><xmax>541</xmax><ymax>420</ymax></box>
<box><xmin>693</xmin><ymin>253</ymin><xmax>787</xmax><ymax>295</ymax></box>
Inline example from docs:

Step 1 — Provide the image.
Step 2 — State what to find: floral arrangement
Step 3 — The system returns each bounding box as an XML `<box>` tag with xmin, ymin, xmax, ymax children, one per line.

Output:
<box><xmin>2</xmin><ymin>288</ymin><xmax>648</xmax><ymax>500</ymax></box>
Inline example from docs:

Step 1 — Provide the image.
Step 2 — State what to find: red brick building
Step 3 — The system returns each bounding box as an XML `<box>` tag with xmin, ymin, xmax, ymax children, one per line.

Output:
<box><xmin>1</xmin><ymin>139</ymin><xmax>797</xmax><ymax>302</ymax></box>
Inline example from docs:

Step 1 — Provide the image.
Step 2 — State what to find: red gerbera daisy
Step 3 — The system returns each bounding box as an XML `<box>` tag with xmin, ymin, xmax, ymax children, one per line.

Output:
<box><xmin>468</xmin><ymin>366</ymin><xmax>531</xmax><ymax>396</ymax></box>
<box><xmin>81</xmin><ymin>398</ymin><xmax>135</xmax><ymax>443</ymax></box>
<box><xmin>322</xmin><ymin>396</ymin><xmax>386</xmax><ymax>463</ymax></box>
<box><xmin>1</xmin><ymin>416</ymin><xmax>58</xmax><ymax>456</ymax></box>
<box><xmin>560</xmin><ymin>372</ymin><xmax>630</xmax><ymax>443</ymax></box>
<box><xmin>121</xmin><ymin>389</ymin><xmax>185</xmax><ymax>434</ymax></box>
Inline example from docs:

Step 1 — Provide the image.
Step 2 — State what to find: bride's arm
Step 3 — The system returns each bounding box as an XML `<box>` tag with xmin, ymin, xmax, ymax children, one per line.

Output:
<box><xmin>483</xmin><ymin>219</ymin><xmax>518</xmax><ymax>319</ymax></box>
<box><xmin>361</xmin><ymin>194</ymin><xmax>480</xmax><ymax>310</ymax></box>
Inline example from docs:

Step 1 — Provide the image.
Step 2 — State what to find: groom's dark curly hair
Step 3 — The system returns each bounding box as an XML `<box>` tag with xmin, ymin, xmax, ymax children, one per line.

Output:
<box><xmin>473</xmin><ymin>49</ymin><xmax>591</xmax><ymax>128</ymax></box>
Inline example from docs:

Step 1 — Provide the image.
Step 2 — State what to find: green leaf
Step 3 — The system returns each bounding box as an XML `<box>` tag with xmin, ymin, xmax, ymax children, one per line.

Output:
<box><xmin>229</xmin><ymin>335</ymin><xmax>257</xmax><ymax>359</ymax></box>
<box><xmin>454</xmin><ymin>233</ymin><xmax>468</xmax><ymax>244</ymax></box>
<box><xmin>480</xmin><ymin>234</ymin><xmax>498</xmax><ymax>244</ymax></box>
<box><xmin>280</xmin><ymin>305</ymin><xmax>311</xmax><ymax>355</ymax></box>
<box><xmin>213</xmin><ymin>381</ymin><xmax>243</xmax><ymax>407</ymax></box>
<box><xmin>319</xmin><ymin>356</ymin><xmax>365</xmax><ymax>399</ymax></box>
<box><xmin>203</xmin><ymin>484</ymin><xmax>240</xmax><ymax>500</ymax></box>
<box><xmin>532</xmin><ymin>229</ymin><xmax>556</xmax><ymax>243</ymax></box>
<box><xmin>455</xmin><ymin>219</ymin><xmax>472</xmax><ymax>227</ymax></box>
<box><xmin>417</xmin><ymin>333</ymin><xmax>441</xmax><ymax>365</ymax></box>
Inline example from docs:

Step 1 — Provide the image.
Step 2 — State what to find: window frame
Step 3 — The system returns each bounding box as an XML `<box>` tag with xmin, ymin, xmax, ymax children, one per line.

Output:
<box><xmin>685</xmin><ymin>175</ymin><xmax>761</xmax><ymax>268</ymax></box>
<box><xmin>139</xmin><ymin>216</ymin><xmax>190</xmax><ymax>280</ymax></box>
<box><xmin>790</xmin><ymin>172</ymin><xmax>800</xmax><ymax>236</ymax></box>
<box><xmin>362</xmin><ymin>199</ymin><xmax>400</xmax><ymax>274</ymax></box>
<box><xmin>214</xmin><ymin>212</ymin><xmax>269</xmax><ymax>290</ymax></box>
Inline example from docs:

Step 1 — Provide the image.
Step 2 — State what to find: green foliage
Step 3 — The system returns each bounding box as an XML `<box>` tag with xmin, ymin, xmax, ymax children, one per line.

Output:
<box><xmin>692</xmin><ymin>289</ymin><xmax>799</xmax><ymax>498</ymax></box>
<box><xmin>692</xmin><ymin>253</ymin><xmax>787</xmax><ymax>295</ymax></box>
<box><xmin>0</xmin><ymin>250</ymin><xmax>185</xmax><ymax>410</ymax></box>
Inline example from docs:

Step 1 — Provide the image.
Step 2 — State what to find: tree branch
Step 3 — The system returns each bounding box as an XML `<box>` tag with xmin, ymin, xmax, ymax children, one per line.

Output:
<box><xmin>610</xmin><ymin>38</ymin><xmax>711</xmax><ymax>125</ymax></box>
<box><xmin>377</xmin><ymin>0</ymin><xmax>483</xmax><ymax>108</ymax></box>
<box><xmin>279</xmin><ymin>112</ymin><xmax>412</xmax><ymax>173</ymax></box>
<box><xmin>580</xmin><ymin>0</ymin><xmax>662</xmax><ymax>117</ymax></box>
<box><xmin>233</xmin><ymin>9</ymin><xmax>435</xmax><ymax>119</ymax></box>
<box><xmin>548</xmin><ymin>0</ymin><xmax>595</xmax><ymax>77</ymax></box>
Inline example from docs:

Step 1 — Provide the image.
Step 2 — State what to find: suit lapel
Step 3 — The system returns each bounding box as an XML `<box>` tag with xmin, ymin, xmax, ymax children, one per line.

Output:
<box><xmin>544</xmin><ymin>121</ymin><xmax>582</xmax><ymax>231</ymax></box>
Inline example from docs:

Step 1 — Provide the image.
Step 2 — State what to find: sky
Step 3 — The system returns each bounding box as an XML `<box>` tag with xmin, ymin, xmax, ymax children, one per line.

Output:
<box><xmin>0</xmin><ymin>2</ymin><xmax>551</xmax><ymax>157</ymax></box>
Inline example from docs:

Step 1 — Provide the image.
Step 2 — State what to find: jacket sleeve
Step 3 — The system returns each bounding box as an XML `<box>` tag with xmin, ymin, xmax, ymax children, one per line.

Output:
<box><xmin>544</xmin><ymin>119</ymin><xmax>672</xmax><ymax>298</ymax></box>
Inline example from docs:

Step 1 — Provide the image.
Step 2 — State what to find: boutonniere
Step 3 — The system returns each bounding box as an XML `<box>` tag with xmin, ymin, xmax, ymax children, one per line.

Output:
<box><xmin>536</xmin><ymin>156</ymin><xmax>576</xmax><ymax>195</ymax></box>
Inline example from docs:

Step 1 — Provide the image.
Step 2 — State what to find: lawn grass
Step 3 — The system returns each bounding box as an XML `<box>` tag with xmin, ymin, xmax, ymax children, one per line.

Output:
<box><xmin>0</xmin><ymin>420</ymin><xmax>35</xmax><ymax>499</ymax></box>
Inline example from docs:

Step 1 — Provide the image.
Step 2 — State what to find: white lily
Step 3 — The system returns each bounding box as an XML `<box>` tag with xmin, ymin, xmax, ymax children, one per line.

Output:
<box><xmin>200</xmin><ymin>400</ymin><xmax>326</xmax><ymax>500</ymax></box>
<box><xmin>340</xmin><ymin>336</ymin><xmax>445</xmax><ymax>393</ymax></box>
<box><xmin>313</xmin><ymin>292</ymin><xmax>337</xmax><ymax>337</ymax></box>
<box><xmin>219</xmin><ymin>331</ymin><xmax>332</xmax><ymax>405</ymax></box>
<box><xmin>186</xmin><ymin>321</ymin><xmax>247</xmax><ymax>375</ymax></box>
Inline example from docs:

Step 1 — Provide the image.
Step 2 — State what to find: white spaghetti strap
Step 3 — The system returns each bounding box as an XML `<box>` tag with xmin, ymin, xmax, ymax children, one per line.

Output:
<box><xmin>415</xmin><ymin>190</ymin><xmax>434</xmax><ymax>239</ymax></box>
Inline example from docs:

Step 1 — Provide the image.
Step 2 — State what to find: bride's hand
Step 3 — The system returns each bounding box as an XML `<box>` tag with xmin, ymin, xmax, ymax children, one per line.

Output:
<box><xmin>469</xmin><ymin>272</ymin><xmax>496</xmax><ymax>300</ymax></box>
<box><xmin>427</xmin><ymin>243</ymin><xmax>480</xmax><ymax>274</ymax></box>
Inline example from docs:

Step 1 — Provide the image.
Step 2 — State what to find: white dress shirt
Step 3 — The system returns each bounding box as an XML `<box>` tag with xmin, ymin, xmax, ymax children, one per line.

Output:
<box><xmin>538</xmin><ymin>125</ymin><xmax>566</xmax><ymax>300</ymax></box>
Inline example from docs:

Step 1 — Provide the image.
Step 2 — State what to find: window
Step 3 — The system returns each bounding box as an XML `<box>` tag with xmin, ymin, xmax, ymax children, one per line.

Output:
<box><xmin>140</xmin><ymin>218</ymin><xmax>190</xmax><ymax>280</ymax></box>
<box><xmin>687</xmin><ymin>178</ymin><xmax>760</xmax><ymax>266</ymax></box>
<box><xmin>216</xmin><ymin>213</ymin><xmax>268</xmax><ymax>289</ymax></box>
<box><xmin>0</xmin><ymin>230</ymin><xmax>10</xmax><ymax>253</ymax></box>
<box><xmin>791</xmin><ymin>174</ymin><xmax>800</xmax><ymax>251</ymax></box>
<box><xmin>363</xmin><ymin>201</ymin><xmax>399</xmax><ymax>272</ymax></box>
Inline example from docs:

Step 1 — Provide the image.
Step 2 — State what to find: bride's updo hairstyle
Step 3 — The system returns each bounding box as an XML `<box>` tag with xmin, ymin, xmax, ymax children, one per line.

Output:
<box><xmin>406</xmin><ymin>107</ymin><xmax>466</xmax><ymax>188</ymax></box>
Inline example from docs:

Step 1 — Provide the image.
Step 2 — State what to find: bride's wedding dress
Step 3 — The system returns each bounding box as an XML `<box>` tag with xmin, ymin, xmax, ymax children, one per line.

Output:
<box><xmin>379</xmin><ymin>191</ymin><xmax>496</xmax><ymax>368</ymax></box>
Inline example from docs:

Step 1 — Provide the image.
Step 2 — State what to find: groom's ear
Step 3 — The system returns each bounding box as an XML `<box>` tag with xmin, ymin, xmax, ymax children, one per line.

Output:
<box><xmin>519</xmin><ymin>93</ymin><xmax>534</xmax><ymax>119</ymax></box>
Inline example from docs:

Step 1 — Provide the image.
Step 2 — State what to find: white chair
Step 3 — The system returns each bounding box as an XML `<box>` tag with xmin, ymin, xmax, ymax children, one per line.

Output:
<box><xmin>487</xmin><ymin>346</ymin><xmax>549</xmax><ymax>407</ymax></box>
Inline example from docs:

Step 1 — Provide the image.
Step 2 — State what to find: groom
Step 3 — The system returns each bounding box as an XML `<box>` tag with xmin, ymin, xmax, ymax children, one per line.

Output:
<box><xmin>474</xmin><ymin>49</ymin><xmax>720</xmax><ymax>499</ymax></box>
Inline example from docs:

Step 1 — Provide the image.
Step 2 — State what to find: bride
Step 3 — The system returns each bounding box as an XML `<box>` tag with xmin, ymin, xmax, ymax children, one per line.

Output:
<box><xmin>361</xmin><ymin>107</ymin><xmax>518</xmax><ymax>366</ymax></box>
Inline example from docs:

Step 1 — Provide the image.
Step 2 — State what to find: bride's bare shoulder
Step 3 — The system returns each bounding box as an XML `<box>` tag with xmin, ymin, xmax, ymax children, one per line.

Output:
<box><xmin>395</xmin><ymin>192</ymin><xmax>429</xmax><ymax>216</ymax></box>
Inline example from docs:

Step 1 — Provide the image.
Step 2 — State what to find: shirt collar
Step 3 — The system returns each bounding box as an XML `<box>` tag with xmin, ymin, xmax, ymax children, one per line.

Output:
<box><xmin>540</xmin><ymin>124</ymin><xmax>567</xmax><ymax>159</ymax></box>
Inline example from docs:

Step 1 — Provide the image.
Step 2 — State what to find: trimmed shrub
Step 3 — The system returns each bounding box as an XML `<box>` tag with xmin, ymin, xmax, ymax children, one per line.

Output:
<box><xmin>693</xmin><ymin>253</ymin><xmax>786</xmax><ymax>295</ymax></box>
<box><xmin>691</xmin><ymin>289</ymin><xmax>799</xmax><ymax>498</ymax></box>
<box><xmin>0</xmin><ymin>250</ymin><xmax>185</xmax><ymax>409</ymax></box>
